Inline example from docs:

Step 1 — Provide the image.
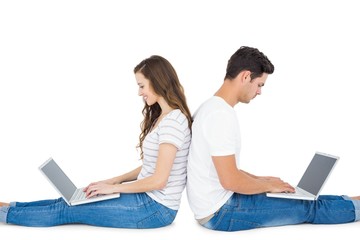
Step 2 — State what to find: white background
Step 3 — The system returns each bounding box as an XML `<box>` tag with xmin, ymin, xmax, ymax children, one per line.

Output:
<box><xmin>1</xmin><ymin>0</ymin><xmax>360</xmax><ymax>239</ymax></box>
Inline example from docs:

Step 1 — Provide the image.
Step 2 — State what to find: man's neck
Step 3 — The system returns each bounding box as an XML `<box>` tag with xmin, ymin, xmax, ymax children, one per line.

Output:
<box><xmin>214</xmin><ymin>81</ymin><xmax>238</xmax><ymax>107</ymax></box>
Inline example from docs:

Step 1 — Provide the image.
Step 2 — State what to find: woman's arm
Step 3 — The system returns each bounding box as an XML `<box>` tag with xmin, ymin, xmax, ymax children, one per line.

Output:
<box><xmin>83</xmin><ymin>166</ymin><xmax>142</xmax><ymax>192</ymax></box>
<box><xmin>85</xmin><ymin>143</ymin><xmax>177</xmax><ymax>198</ymax></box>
<box><xmin>108</xmin><ymin>166</ymin><xmax>142</xmax><ymax>184</ymax></box>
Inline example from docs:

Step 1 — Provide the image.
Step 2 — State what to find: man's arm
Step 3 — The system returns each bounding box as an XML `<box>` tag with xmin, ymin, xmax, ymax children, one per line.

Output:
<box><xmin>240</xmin><ymin>169</ymin><xmax>281</xmax><ymax>181</ymax></box>
<box><xmin>212</xmin><ymin>155</ymin><xmax>294</xmax><ymax>194</ymax></box>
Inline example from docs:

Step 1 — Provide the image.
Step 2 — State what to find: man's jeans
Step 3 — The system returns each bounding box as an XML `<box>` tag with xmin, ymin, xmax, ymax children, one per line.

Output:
<box><xmin>202</xmin><ymin>193</ymin><xmax>360</xmax><ymax>231</ymax></box>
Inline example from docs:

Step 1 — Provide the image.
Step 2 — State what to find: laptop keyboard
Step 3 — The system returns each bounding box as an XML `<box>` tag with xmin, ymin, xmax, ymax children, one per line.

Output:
<box><xmin>282</xmin><ymin>190</ymin><xmax>301</xmax><ymax>196</ymax></box>
<box><xmin>72</xmin><ymin>188</ymin><xmax>87</xmax><ymax>201</ymax></box>
<box><xmin>281</xmin><ymin>187</ymin><xmax>311</xmax><ymax>197</ymax></box>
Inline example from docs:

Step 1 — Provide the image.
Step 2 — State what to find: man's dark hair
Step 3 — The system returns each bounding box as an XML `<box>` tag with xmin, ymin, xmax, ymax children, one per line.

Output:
<box><xmin>225</xmin><ymin>46</ymin><xmax>274</xmax><ymax>81</ymax></box>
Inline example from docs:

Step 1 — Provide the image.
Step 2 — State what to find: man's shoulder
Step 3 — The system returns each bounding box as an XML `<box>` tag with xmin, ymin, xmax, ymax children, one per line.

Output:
<box><xmin>195</xmin><ymin>97</ymin><xmax>233</xmax><ymax>115</ymax></box>
<box><xmin>193</xmin><ymin>97</ymin><xmax>236</xmax><ymax>125</ymax></box>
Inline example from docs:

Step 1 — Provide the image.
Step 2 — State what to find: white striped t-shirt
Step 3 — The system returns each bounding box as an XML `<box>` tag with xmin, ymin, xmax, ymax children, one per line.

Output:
<box><xmin>137</xmin><ymin>109</ymin><xmax>191</xmax><ymax>210</ymax></box>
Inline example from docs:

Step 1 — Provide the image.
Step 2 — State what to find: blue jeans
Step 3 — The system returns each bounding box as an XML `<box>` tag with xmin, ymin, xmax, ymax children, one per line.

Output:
<box><xmin>0</xmin><ymin>193</ymin><xmax>177</xmax><ymax>228</ymax></box>
<box><xmin>202</xmin><ymin>193</ymin><xmax>360</xmax><ymax>231</ymax></box>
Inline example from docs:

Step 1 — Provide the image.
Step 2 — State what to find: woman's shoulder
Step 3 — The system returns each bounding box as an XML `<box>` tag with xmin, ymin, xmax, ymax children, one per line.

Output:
<box><xmin>162</xmin><ymin>109</ymin><xmax>189</xmax><ymax>128</ymax></box>
<box><xmin>166</xmin><ymin>109</ymin><xmax>186</xmax><ymax>121</ymax></box>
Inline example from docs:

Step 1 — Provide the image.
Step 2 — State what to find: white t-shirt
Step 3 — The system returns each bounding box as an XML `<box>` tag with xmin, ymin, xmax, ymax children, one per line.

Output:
<box><xmin>186</xmin><ymin>96</ymin><xmax>241</xmax><ymax>219</ymax></box>
<box><xmin>138</xmin><ymin>109</ymin><xmax>191</xmax><ymax>210</ymax></box>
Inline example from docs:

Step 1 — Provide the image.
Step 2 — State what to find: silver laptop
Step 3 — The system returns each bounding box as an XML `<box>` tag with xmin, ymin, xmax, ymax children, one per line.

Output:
<box><xmin>266</xmin><ymin>152</ymin><xmax>339</xmax><ymax>200</ymax></box>
<box><xmin>39</xmin><ymin>158</ymin><xmax>120</xmax><ymax>206</ymax></box>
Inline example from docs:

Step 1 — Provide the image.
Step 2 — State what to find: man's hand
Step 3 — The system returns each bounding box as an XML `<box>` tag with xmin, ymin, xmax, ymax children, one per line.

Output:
<box><xmin>262</xmin><ymin>177</ymin><xmax>295</xmax><ymax>193</ymax></box>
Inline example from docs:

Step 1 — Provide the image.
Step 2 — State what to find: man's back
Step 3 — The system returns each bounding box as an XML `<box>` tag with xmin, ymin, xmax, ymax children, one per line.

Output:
<box><xmin>186</xmin><ymin>96</ymin><xmax>241</xmax><ymax>219</ymax></box>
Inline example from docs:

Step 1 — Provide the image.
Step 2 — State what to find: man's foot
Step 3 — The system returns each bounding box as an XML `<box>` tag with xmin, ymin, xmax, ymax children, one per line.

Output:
<box><xmin>0</xmin><ymin>202</ymin><xmax>9</xmax><ymax>207</ymax></box>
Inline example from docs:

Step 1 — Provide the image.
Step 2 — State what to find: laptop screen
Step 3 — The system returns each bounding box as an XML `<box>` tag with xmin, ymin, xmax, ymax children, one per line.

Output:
<box><xmin>297</xmin><ymin>153</ymin><xmax>338</xmax><ymax>196</ymax></box>
<box><xmin>40</xmin><ymin>159</ymin><xmax>77</xmax><ymax>201</ymax></box>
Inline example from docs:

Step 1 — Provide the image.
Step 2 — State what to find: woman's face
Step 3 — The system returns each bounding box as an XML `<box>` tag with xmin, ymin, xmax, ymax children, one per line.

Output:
<box><xmin>135</xmin><ymin>72</ymin><xmax>159</xmax><ymax>106</ymax></box>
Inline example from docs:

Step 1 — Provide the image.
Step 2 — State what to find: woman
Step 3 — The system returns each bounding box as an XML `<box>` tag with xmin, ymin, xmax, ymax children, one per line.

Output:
<box><xmin>0</xmin><ymin>55</ymin><xmax>192</xmax><ymax>228</ymax></box>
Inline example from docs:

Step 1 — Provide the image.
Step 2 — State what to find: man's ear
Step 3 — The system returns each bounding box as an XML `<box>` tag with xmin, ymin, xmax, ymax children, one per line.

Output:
<box><xmin>238</xmin><ymin>70</ymin><xmax>251</xmax><ymax>83</ymax></box>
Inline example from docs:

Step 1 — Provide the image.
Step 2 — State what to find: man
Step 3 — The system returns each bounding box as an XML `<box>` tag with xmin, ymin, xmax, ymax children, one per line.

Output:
<box><xmin>186</xmin><ymin>46</ymin><xmax>360</xmax><ymax>231</ymax></box>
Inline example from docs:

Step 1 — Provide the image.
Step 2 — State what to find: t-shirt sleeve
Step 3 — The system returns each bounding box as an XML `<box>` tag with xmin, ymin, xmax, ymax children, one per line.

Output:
<box><xmin>203</xmin><ymin>110</ymin><xmax>237</xmax><ymax>157</ymax></box>
<box><xmin>158</xmin><ymin>115</ymin><xmax>188</xmax><ymax>149</ymax></box>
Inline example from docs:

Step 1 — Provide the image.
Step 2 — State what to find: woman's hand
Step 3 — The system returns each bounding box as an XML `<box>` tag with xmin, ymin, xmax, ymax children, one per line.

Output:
<box><xmin>85</xmin><ymin>182</ymin><xmax>118</xmax><ymax>198</ymax></box>
<box><xmin>83</xmin><ymin>178</ymin><xmax>117</xmax><ymax>196</ymax></box>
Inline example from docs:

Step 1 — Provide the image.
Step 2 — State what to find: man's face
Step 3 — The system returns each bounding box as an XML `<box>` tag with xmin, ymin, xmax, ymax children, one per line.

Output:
<box><xmin>241</xmin><ymin>73</ymin><xmax>268</xmax><ymax>103</ymax></box>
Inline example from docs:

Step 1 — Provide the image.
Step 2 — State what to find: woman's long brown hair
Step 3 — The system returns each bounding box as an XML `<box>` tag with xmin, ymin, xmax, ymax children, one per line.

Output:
<box><xmin>134</xmin><ymin>55</ymin><xmax>192</xmax><ymax>159</ymax></box>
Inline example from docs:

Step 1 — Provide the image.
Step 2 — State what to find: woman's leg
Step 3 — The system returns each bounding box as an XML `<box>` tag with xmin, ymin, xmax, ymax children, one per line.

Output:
<box><xmin>12</xmin><ymin>198</ymin><xmax>64</xmax><ymax>207</ymax></box>
<box><xmin>1</xmin><ymin>193</ymin><xmax>177</xmax><ymax>228</ymax></box>
<box><xmin>203</xmin><ymin>193</ymin><xmax>358</xmax><ymax>231</ymax></box>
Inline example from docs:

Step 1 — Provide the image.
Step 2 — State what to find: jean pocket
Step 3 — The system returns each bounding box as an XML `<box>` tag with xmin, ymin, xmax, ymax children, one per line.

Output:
<box><xmin>137</xmin><ymin>211</ymin><xmax>167</xmax><ymax>229</ymax></box>
<box><xmin>207</xmin><ymin>208</ymin><xmax>228</xmax><ymax>231</ymax></box>
<box><xmin>228</xmin><ymin>219</ymin><xmax>260</xmax><ymax>231</ymax></box>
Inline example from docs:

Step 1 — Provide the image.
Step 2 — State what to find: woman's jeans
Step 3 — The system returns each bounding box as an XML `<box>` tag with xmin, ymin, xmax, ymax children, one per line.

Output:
<box><xmin>202</xmin><ymin>193</ymin><xmax>360</xmax><ymax>231</ymax></box>
<box><xmin>0</xmin><ymin>193</ymin><xmax>177</xmax><ymax>228</ymax></box>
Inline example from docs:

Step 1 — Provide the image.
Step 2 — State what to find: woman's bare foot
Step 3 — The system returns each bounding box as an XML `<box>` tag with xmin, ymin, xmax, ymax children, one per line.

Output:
<box><xmin>0</xmin><ymin>202</ymin><xmax>9</xmax><ymax>207</ymax></box>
